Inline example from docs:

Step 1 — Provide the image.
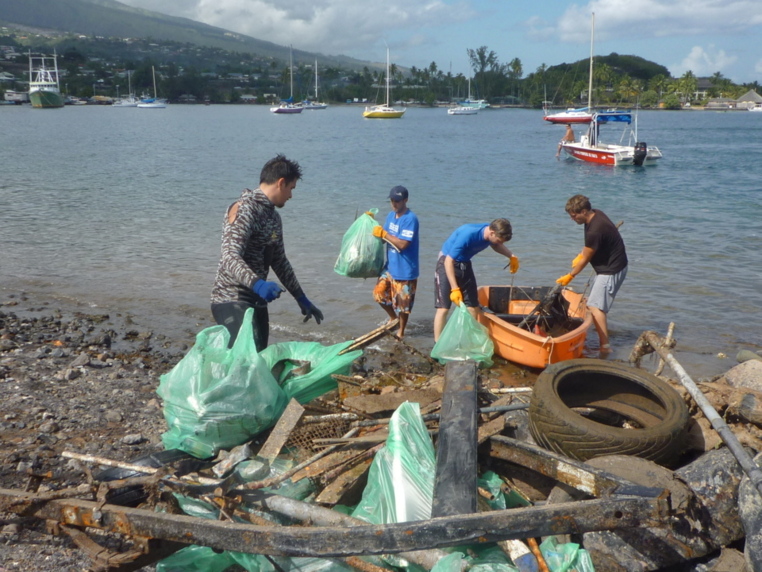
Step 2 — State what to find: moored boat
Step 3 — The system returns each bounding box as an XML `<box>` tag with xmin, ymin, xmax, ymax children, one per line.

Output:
<box><xmin>447</xmin><ymin>106</ymin><xmax>478</xmax><ymax>115</ymax></box>
<box><xmin>363</xmin><ymin>47</ymin><xmax>405</xmax><ymax>119</ymax></box>
<box><xmin>561</xmin><ymin>111</ymin><xmax>662</xmax><ymax>166</ymax></box>
<box><xmin>137</xmin><ymin>66</ymin><xmax>167</xmax><ymax>108</ymax></box>
<box><xmin>271</xmin><ymin>46</ymin><xmax>303</xmax><ymax>114</ymax></box>
<box><xmin>543</xmin><ymin>107</ymin><xmax>593</xmax><ymax>124</ymax></box>
<box><xmin>28</xmin><ymin>52</ymin><xmax>64</xmax><ymax>109</ymax></box>
<box><xmin>477</xmin><ymin>285</ymin><xmax>591</xmax><ymax>369</ymax></box>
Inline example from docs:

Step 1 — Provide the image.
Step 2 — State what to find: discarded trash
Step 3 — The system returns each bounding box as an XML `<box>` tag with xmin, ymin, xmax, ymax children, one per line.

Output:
<box><xmin>431</xmin><ymin>304</ymin><xmax>494</xmax><ymax>367</ymax></box>
<box><xmin>260</xmin><ymin>340</ymin><xmax>363</xmax><ymax>404</ymax></box>
<box><xmin>334</xmin><ymin>209</ymin><xmax>385</xmax><ymax>278</ymax></box>
<box><xmin>157</xmin><ymin>309</ymin><xmax>288</xmax><ymax>459</ymax></box>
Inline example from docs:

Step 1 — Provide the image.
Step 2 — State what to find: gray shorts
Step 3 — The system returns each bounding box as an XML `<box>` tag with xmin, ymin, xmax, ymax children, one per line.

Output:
<box><xmin>587</xmin><ymin>266</ymin><xmax>627</xmax><ymax>313</ymax></box>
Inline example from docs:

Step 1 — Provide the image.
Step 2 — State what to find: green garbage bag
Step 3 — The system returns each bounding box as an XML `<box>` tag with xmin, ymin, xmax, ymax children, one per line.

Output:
<box><xmin>539</xmin><ymin>536</ymin><xmax>596</xmax><ymax>572</ymax></box>
<box><xmin>334</xmin><ymin>209</ymin><xmax>385</xmax><ymax>278</ymax></box>
<box><xmin>260</xmin><ymin>340</ymin><xmax>363</xmax><ymax>404</ymax></box>
<box><xmin>157</xmin><ymin>308</ymin><xmax>288</xmax><ymax>459</ymax></box>
<box><xmin>162</xmin><ymin>494</ymin><xmax>353</xmax><ymax>572</ymax></box>
<box><xmin>351</xmin><ymin>402</ymin><xmax>436</xmax><ymax>525</ymax></box>
<box><xmin>431</xmin><ymin>304</ymin><xmax>494</xmax><ymax>367</ymax></box>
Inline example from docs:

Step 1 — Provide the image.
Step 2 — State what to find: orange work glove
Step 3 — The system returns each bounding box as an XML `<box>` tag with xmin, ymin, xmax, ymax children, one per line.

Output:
<box><xmin>372</xmin><ymin>225</ymin><xmax>388</xmax><ymax>240</ymax></box>
<box><xmin>571</xmin><ymin>253</ymin><xmax>584</xmax><ymax>268</ymax></box>
<box><xmin>365</xmin><ymin>211</ymin><xmax>375</xmax><ymax>218</ymax></box>
<box><xmin>449</xmin><ymin>287</ymin><xmax>463</xmax><ymax>306</ymax></box>
<box><xmin>509</xmin><ymin>255</ymin><xmax>520</xmax><ymax>274</ymax></box>
<box><xmin>556</xmin><ymin>274</ymin><xmax>574</xmax><ymax>286</ymax></box>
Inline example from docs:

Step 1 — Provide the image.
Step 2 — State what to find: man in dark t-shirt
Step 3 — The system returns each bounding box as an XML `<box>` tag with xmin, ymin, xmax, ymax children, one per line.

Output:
<box><xmin>556</xmin><ymin>194</ymin><xmax>627</xmax><ymax>353</ymax></box>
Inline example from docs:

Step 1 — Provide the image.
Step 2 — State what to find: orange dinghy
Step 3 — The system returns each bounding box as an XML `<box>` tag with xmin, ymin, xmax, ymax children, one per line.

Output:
<box><xmin>477</xmin><ymin>285</ymin><xmax>592</xmax><ymax>369</ymax></box>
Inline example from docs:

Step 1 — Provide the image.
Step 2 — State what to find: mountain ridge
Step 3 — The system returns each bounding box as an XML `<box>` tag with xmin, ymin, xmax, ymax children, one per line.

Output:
<box><xmin>0</xmin><ymin>0</ymin><xmax>379</xmax><ymax>70</ymax></box>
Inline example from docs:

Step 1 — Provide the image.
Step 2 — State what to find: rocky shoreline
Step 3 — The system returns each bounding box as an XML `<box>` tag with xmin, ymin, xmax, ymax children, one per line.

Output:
<box><xmin>3</xmin><ymin>291</ymin><xmax>762</xmax><ymax>571</ymax></box>
<box><xmin>0</xmin><ymin>297</ymin><xmax>192</xmax><ymax>570</ymax></box>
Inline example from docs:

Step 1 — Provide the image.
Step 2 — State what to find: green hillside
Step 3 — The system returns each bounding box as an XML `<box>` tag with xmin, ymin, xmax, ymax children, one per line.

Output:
<box><xmin>0</xmin><ymin>0</ymin><xmax>374</xmax><ymax>70</ymax></box>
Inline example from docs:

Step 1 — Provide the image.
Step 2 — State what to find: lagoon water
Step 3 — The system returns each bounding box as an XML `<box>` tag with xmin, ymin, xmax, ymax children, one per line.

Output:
<box><xmin>1</xmin><ymin>103</ymin><xmax>760</xmax><ymax>377</ymax></box>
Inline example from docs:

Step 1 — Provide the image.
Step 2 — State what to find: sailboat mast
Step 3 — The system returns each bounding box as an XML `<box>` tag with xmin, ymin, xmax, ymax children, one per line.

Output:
<box><xmin>587</xmin><ymin>12</ymin><xmax>594</xmax><ymax>111</ymax></box>
<box><xmin>385</xmin><ymin>48</ymin><xmax>391</xmax><ymax>106</ymax></box>
<box><xmin>315</xmin><ymin>59</ymin><xmax>319</xmax><ymax>100</ymax></box>
<box><xmin>152</xmin><ymin>66</ymin><xmax>157</xmax><ymax>98</ymax></box>
<box><xmin>289</xmin><ymin>46</ymin><xmax>294</xmax><ymax>99</ymax></box>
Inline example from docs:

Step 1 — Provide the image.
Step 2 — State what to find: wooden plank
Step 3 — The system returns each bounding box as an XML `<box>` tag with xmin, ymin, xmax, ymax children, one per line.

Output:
<box><xmin>314</xmin><ymin>459</ymin><xmax>372</xmax><ymax>505</ymax></box>
<box><xmin>0</xmin><ymin>487</ymin><xmax>669</xmax><ymax>557</ymax></box>
<box><xmin>259</xmin><ymin>399</ymin><xmax>305</xmax><ymax>462</ymax></box>
<box><xmin>432</xmin><ymin>360</ymin><xmax>478</xmax><ymax>518</ymax></box>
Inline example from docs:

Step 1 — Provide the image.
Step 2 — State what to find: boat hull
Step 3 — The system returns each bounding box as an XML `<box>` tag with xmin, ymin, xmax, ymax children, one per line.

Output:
<box><xmin>363</xmin><ymin>106</ymin><xmax>405</xmax><ymax>119</ymax></box>
<box><xmin>29</xmin><ymin>89</ymin><xmax>64</xmax><ymax>108</ymax></box>
<box><xmin>543</xmin><ymin>114</ymin><xmax>592</xmax><ymax>124</ymax></box>
<box><xmin>477</xmin><ymin>286</ymin><xmax>591</xmax><ymax>368</ymax></box>
<box><xmin>562</xmin><ymin>142</ymin><xmax>662</xmax><ymax>166</ymax></box>
<box><xmin>271</xmin><ymin>105</ymin><xmax>303</xmax><ymax>114</ymax></box>
<box><xmin>448</xmin><ymin>106</ymin><xmax>478</xmax><ymax>115</ymax></box>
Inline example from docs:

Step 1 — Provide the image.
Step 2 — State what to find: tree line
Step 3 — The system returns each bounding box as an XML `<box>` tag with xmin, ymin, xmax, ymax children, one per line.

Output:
<box><xmin>2</xmin><ymin>33</ymin><xmax>759</xmax><ymax>107</ymax></box>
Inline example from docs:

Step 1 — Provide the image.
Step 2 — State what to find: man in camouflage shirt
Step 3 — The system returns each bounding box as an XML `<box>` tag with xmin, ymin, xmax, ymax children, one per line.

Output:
<box><xmin>211</xmin><ymin>154</ymin><xmax>323</xmax><ymax>350</ymax></box>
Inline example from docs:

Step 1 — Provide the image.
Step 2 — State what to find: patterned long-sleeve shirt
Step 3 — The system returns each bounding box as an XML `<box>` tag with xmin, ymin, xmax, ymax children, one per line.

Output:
<box><xmin>211</xmin><ymin>188</ymin><xmax>304</xmax><ymax>306</ymax></box>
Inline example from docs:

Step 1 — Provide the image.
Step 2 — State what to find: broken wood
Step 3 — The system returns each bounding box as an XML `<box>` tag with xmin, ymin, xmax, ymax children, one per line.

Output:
<box><xmin>339</xmin><ymin>319</ymin><xmax>399</xmax><ymax>355</ymax></box>
<box><xmin>638</xmin><ymin>330</ymin><xmax>762</xmax><ymax>500</ymax></box>
<box><xmin>258</xmin><ymin>399</ymin><xmax>305</xmax><ymax>462</ymax></box>
<box><xmin>432</xmin><ymin>361</ymin><xmax>478</xmax><ymax>518</ymax></box>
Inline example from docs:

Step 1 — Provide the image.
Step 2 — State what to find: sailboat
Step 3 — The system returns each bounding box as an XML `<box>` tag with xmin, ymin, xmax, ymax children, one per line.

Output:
<box><xmin>112</xmin><ymin>70</ymin><xmax>139</xmax><ymax>107</ymax></box>
<box><xmin>302</xmin><ymin>60</ymin><xmax>328</xmax><ymax>109</ymax></box>
<box><xmin>271</xmin><ymin>46</ymin><xmax>303</xmax><ymax>114</ymax></box>
<box><xmin>28</xmin><ymin>51</ymin><xmax>64</xmax><ymax>109</ymax></box>
<box><xmin>543</xmin><ymin>23</ymin><xmax>593</xmax><ymax>123</ymax></box>
<box><xmin>458</xmin><ymin>77</ymin><xmax>488</xmax><ymax>109</ymax></box>
<box><xmin>363</xmin><ymin>47</ymin><xmax>405</xmax><ymax>119</ymax></box>
<box><xmin>137</xmin><ymin>66</ymin><xmax>167</xmax><ymax>108</ymax></box>
<box><xmin>559</xmin><ymin>14</ymin><xmax>662</xmax><ymax>166</ymax></box>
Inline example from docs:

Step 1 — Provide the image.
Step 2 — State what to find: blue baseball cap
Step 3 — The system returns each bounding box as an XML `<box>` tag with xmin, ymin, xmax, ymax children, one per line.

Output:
<box><xmin>389</xmin><ymin>185</ymin><xmax>409</xmax><ymax>201</ymax></box>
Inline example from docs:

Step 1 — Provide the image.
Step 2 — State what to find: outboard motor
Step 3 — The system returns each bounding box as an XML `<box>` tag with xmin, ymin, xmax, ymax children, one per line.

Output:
<box><xmin>633</xmin><ymin>142</ymin><xmax>648</xmax><ymax>166</ymax></box>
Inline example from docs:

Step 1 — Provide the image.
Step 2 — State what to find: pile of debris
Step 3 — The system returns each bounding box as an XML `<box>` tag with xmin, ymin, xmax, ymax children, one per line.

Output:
<box><xmin>2</xmin><ymin>306</ymin><xmax>762</xmax><ymax>572</ymax></box>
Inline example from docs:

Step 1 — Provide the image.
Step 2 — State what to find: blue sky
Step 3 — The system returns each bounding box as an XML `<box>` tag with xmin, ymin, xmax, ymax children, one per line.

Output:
<box><xmin>118</xmin><ymin>0</ymin><xmax>762</xmax><ymax>84</ymax></box>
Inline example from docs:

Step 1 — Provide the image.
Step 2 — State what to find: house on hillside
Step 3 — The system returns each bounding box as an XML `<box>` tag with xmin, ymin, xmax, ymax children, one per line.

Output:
<box><xmin>736</xmin><ymin>89</ymin><xmax>762</xmax><ymax>110</ymax></box>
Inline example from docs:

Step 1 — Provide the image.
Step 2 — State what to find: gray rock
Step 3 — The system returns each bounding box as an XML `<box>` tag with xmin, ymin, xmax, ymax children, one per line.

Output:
<box><xmin>104</xmin><ymin>410</ymin><xmax>123</xmax><ymax>423</ymax></box>
<box><xmin>69</xmin><ymin>353</ymin><xmax>91</xmax><ymax>368</ymax></box>
<box><xmin>121</xmin><ymin>433</ymin><xmax>145</xmax><ymax>445</ymax></box>
<box><xmin>724</xmin><ymin>360</ymin><xmax>762</xmax><ymax>392</ymax></box>
<box><xmin>738</xmin><ymin>452</ymin><xmax>762</xmax><ymax>572</ymax></box>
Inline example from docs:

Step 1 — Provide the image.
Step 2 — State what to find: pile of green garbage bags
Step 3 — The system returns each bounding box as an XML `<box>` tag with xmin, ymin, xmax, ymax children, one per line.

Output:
<box><xmin>157</xmin><ymin>401</ymin><xmax>594</xmax><ymax>572</ymax></box>
<box><xmin>157</xmin><ymin>308</ymin><xmax>362</xmax><ymax>459</ymax></box>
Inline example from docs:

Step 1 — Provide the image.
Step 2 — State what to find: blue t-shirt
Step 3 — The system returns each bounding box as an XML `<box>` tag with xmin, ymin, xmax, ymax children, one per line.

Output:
<box><xmin>384</xmin><ymin>209</ymin><xmax>419</xmax><ymax>280</ymax></box>
<box><xmin>441</xmin><ymin>223</ymin><xmax>490</xmax><ymax>262</ymax></box>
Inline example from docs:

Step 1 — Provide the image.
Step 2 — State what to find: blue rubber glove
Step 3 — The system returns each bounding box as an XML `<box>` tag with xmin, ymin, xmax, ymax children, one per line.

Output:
<box><xmin>297</xmin><ymin>294</ymin><xmax>323</xmax><ymax>324</ymax></box>
<box><xmin>252</xmin><ymin>279</ymin><xmax>284</xmax><ymax>302</ymax></box>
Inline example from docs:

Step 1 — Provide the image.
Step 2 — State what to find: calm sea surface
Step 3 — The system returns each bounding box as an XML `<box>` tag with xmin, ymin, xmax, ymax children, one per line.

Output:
<box><xmin>1</xmin><ymin>104</ymin><xmax>760</xmax><ymax>376</ymax></box>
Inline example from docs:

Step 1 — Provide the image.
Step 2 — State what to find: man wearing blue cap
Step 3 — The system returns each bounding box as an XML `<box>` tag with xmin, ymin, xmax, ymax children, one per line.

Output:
<box><xmin>371</xmin><ymin>185</ymin><xmax>420</xmax><ymax>338</ymax></box>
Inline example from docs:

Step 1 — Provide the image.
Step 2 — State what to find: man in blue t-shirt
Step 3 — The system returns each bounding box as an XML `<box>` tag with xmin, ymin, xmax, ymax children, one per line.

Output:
<box><xmin>372</xmin><ymin>185</ymin><xmax>420</xmax><ymax>338</ymax></box>
<box><xmin>434</xmin><ymin>219</ymin><xmax>519</xmax><ymax>341</ymax></box>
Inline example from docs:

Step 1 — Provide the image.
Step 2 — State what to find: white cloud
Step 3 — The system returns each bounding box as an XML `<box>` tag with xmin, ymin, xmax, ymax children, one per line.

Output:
<box><xmin>671</xmin><ymin>45</ymin><xmax>737</xmax><ymax>77</ymax></box>
<box><xmin>120</xmin><ymin>0</ymin><xmax>474</xmax><ymax>57</ymax></box>
<box><xmin>551</xmin><ymin>0</ymin><xmax>762</xmax><ymax>43</ymax></box>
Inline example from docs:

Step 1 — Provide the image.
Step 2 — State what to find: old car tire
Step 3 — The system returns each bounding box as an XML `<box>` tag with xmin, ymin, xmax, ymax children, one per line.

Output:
<box><xmin>528</xmin><ymin>359</ymin><xmax>689</xmax><ymax>466</ymax></box>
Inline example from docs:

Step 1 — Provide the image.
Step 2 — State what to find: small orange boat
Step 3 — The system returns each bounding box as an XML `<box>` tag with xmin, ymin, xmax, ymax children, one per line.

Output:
<box><xmin>477</xmin><ymin>285</ymin><xmax>592</xmax><ymax>369</ymax></box>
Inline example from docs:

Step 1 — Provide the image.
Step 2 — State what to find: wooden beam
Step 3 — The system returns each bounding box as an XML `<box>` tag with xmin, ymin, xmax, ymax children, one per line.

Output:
<box><xmin>432</xmin><ymin>360</ymin><xmax>478</xmax><ymax>517</ymax></box>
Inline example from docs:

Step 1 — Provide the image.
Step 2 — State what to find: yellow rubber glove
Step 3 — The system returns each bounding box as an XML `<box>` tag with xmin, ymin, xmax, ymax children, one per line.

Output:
<box><xmin>449</xmin><ymin>287</ymin><xmax>463</xmax><ymax>306</ymax></box>
<box><xmin>556</xmin><ymin>274</ymin><xmax>574</xmax><ymax>286</ymax></box>
<box><xmin>365</xmin><ymin>211</ymin><xmax>375</xmax><ymax>218</ymax></box>
<box><xmin>571</xmin><ymin>253</ymin><xmax>584</xmax><ymax>268</ymax></box>
<box><xmin>509</xmin><ymin>255</ymin><xmax>520</xmax><ymax>274</ymax></box>
<box><xmin>372</xmin><ymin>225</ymin><xmax>387</xmax><ymax>240</ymax></box>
